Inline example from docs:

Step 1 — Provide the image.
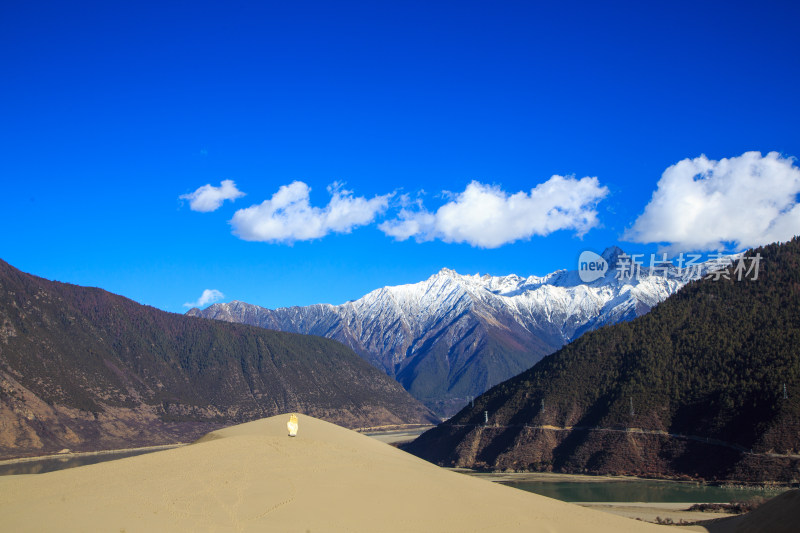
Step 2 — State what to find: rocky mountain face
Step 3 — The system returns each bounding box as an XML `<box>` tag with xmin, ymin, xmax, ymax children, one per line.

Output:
<box><xmin>405</xmin><ymin>239</ymin><xmax>800</xmax><ymax>483</ymax></box>
<box><xmin>0</xmin><ymin>259</ymin><xmax>436</xmax><ymax>460</ymax></box>
<box><xmin>189</xmin><ymin>247</ymin><xmax>719</xmax><ymax>417</ymax></box>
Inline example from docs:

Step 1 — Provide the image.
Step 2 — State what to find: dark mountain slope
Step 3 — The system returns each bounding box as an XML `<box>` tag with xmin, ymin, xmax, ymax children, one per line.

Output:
<box><xmin>188</xmin><ymin>249</ymin><xmax>696</xmax><ymax>418</ymax></box>
<box><xmin>0</xmin><ymin>260</ymin><xmax>435</xmax><ymax>459</ymax></box>
<box><xmin>188</xmin><ymin>283</ymin><xmax>557</xmax><ymax>418</ymax></box>
<box><xmin>406</xmin><ymin>238</ymin><xmax>800</xmax><ymax>482</ymax></box>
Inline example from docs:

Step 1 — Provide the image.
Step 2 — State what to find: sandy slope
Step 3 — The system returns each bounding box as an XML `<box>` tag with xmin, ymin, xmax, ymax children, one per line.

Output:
<box><xmin>0</xmin><ymin>414</ymin><xmax>674</xmax><ymax>532</ymax></box>
<box><xmin>697</xmin><ymin>489</ymin><xmax>800</xmax><ymax>533</ymax></box>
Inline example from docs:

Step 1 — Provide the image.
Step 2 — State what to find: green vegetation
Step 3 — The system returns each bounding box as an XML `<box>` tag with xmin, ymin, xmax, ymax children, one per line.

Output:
<box><xmin>408</xmin><ymin>238</ymin><xmax>800</xmax><ymax>482</ymax></box>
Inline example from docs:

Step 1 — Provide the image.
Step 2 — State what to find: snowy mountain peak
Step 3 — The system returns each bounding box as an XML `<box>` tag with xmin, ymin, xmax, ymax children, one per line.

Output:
<box><xmin>434</xmin><ymin>267</ymin><xmax>461</xmax><ymax>278</ymax></box>
<box><xmin>601</xmin><ymin>245</ymin><xmax>626</xmax><ymax>268</ymax></box>
<box><xmin>189</xmin><ymin>247</ymin><xmax>734</xmax><ymax>417</ymax></box>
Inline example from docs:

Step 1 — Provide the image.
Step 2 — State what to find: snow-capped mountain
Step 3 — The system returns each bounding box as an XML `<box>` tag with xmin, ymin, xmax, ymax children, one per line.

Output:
<box><xmin>187</xmin><ymin>247</ymin><xmax>729</xmax><ymax>417</ymax></box>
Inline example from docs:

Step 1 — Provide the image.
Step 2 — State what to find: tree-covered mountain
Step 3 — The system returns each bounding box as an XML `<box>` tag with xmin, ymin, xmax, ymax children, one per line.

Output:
<box><xmin>189</xmin><ymin>247</ymin><xmax>721</xmax><ymax>417</ymax></box>
<box><xmin>406</xmin><ymin>238</ymin><xmax>800</xmax><ymax>483</ymax></box>
<box><xmin>0</xmin><ymin>259</ymin><xmax>435</xmax><ymax>459</ymax></box>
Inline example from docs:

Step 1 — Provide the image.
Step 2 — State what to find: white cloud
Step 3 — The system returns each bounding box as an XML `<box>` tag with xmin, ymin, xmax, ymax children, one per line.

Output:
<box><xmin>379</xmin><ymin>177</ymin><xmax>609</xmax><ymax>248</ymax></box>
<box><xmin>183</xmin><ymin>289</ymin><xmax>225</xmax><ymax>308</ymax></box>
<box><xmin>181</xmin><ymin>179</ymin><xmax>245</xmax><ymax>212</ymax></box>
<box><xmin>624</xmin><ymin>151</ymin><xmax>800</xmax><ymax>252</ymax></box>
<box><xmin>230</xmin><ymin>181</ymin><xmax>391</xmax><ymax>243</ymax></box>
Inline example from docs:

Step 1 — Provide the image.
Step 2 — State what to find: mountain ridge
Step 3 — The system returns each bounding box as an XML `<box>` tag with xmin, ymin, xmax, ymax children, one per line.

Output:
<box><xmin>0</xmin><ymin>259</ymin><xmax>435</xmax><ymax>459</ymax></box>
<box><xmin>404</xmin><ymin>238</ymin><xmax>800</xmax><ymax>483</ymax></box>
<box><xmin>189</xmin><ymin>247</ymin><xmax>728</xmax><ymax>416</ymax></box>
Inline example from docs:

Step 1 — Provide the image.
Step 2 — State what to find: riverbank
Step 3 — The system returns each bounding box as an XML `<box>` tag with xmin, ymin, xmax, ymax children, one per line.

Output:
<box><xmin>0</xmin><ymin>443</ymin><xmax>185</xmax><ymax>469</ymax></box>
<box><xmin>450</xmin><ymin>469</ymin><xmax>789</xmax><ymax>526</ymax></box>
<box><xmin>449</xmin><ymin>468</ymin><xmax>795</xmax><ymax>489</ymax></box>
<box><xmin>362</xmin><ymin>426</ymin><xmax>433</xmax><ymax>444</ymax></box>
<box><xmin>576</xmin><ymin>502</ymin><xmax>732</xmax><ymax>526</ymax></box>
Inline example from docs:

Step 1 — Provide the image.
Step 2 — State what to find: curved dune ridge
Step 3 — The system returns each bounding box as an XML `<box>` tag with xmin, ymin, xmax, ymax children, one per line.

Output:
<box><xmin>0</xmin><ymin>415</ymin><xmax>683</xmax><ymax>532</ymax></box>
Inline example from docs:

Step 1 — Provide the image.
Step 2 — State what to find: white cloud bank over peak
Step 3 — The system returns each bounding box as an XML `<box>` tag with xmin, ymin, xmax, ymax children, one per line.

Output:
<box><xmin>230</xmin><ymin>181</ymin><xmax>391</xmax><ymax>243</ymax></box>
<box><xmin>181</xmin><ymin>179</ymin><xmax>245</xmax><ymax>212</ymax></box>
<box><xmin>184</xmin><ymin>289</ymin><xmax>225</xmax><ymax>308</ymax></box>
<box><xmin>379</xmin><ymin>176</ymin><xmax>609</xmax><ymax>248</ymax></box>
<box><xmin>625</xmin><ymin>151</ymin><xmax>800</xmax><ymax>252</ymax></box>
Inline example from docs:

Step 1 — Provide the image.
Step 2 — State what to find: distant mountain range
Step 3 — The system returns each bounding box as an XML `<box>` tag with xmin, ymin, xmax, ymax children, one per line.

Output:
<box><xmin>406</xmin><ymin>239</ymin><xmax>800</xmax><ymax>483</ymax></box>
<box><xmin>0</xmin><ymin>259</ymin><xmax>435</xmax><ymax>459</ymax></box>
<box><xmin>189</xmin><ymin>247</ymin><xmax>726</xmax><ymax>416</ymax></box>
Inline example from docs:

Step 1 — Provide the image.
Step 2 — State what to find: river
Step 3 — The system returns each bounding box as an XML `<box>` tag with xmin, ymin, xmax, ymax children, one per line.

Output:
<box><xmin>501</xmin><ymin>478</ymin><xmax>786</xmax><ymax>503</ymax></box>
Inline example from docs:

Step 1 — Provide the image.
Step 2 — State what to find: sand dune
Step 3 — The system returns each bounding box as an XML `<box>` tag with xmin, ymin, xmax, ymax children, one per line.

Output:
<box><xmin>699</xmin><ymin>489</ymin><xmax>800</xmax><ymax>533</ymax></box>
<box><xmin>0</xmin><ymin>414</ymin><xmax>675</xmax><ymax>532</ymax></box>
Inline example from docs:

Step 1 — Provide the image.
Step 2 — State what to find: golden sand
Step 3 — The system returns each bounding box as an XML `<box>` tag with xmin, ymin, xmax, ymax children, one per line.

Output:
<box><xmin>0</xmin><ymin>414</ymin><xmax>684</xmax><ymax>532</ymax></box>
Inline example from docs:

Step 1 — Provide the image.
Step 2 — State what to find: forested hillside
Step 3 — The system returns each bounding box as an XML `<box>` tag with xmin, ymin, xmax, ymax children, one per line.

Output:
<box><xmin>407</xmin><ymin>238</ymin><xmax>800</xmax><ymax>482</ymax></box>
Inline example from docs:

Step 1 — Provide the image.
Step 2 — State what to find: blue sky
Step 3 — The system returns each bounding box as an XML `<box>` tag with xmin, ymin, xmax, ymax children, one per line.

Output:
<box><xmin>1</xmin><ymin>1</ymin><xmax>799</xmax><ymax>313</ymax></box>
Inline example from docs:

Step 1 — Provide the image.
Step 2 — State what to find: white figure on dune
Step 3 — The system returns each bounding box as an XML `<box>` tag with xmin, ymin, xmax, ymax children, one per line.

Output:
<box><xmin>287</xmin><ymin>414</ymin><xmax>298</xmax><ymax>437</ymax></box>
